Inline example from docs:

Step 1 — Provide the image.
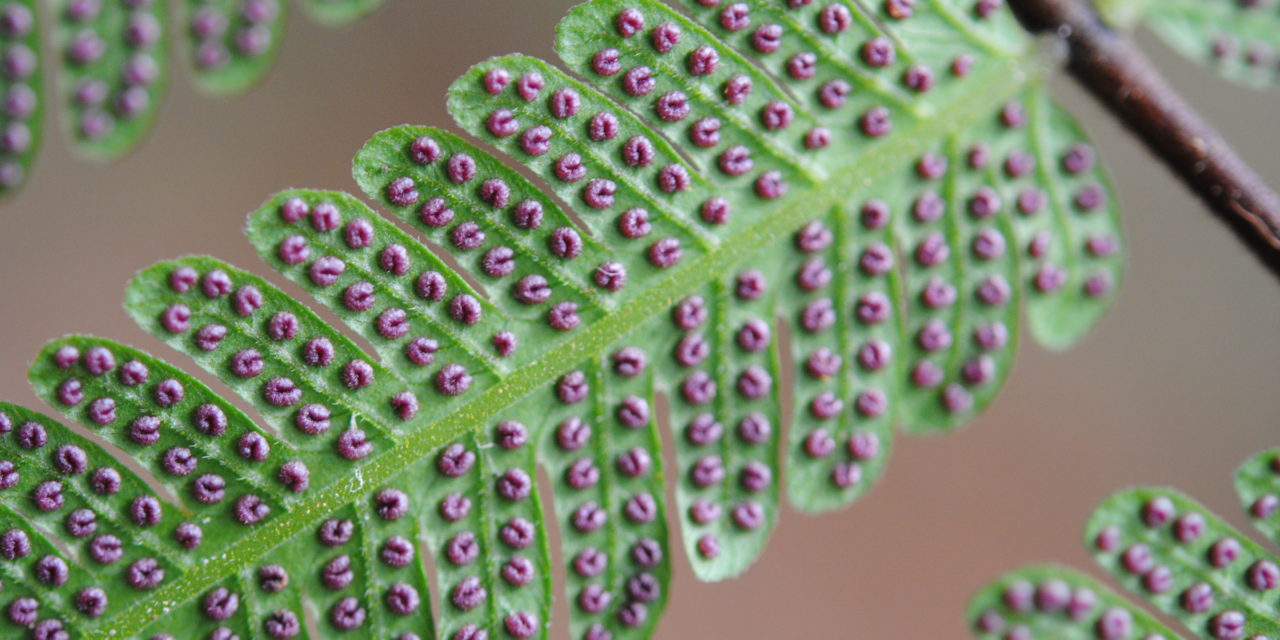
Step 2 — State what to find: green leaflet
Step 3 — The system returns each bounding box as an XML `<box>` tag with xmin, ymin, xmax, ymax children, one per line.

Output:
<box><xmin>1126</xmin><ymin>0</ymin><xmax>1280</xmax><ymax>90</ymax></box>
<box><xmin>182</xmin><ymin>0</ymin><xmax>286</xmax><ymax>94</ymax></box>
<box><xmin>52</xmin><ymin>0</ymin><xmax>169</xmax><ymax>160</ymax></box>
<box><xmin>0</xmin><ymin>1</ymin><xmax>1131</xmax><ymax>639</ymax></box>
<box><xmin>0</xmin><ymin>0</ymin><xmax>40</xmax><ymax>197</ymax></box>
<box><xmin>300</xmin><ymin>0</ymin><xmax>385</xmax><ymax>27</ymax></box>
<box><xmin>972</xmin><ymin>448</ymin><xmax>1280</xmax><ymax>640</ymax></box>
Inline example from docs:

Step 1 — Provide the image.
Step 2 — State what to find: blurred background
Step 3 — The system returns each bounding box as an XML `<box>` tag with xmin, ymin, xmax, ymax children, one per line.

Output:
<box><xmin>1</xmin><ymin>1</ymin><xmax>1277</xmax><ymax>636</ymax></box>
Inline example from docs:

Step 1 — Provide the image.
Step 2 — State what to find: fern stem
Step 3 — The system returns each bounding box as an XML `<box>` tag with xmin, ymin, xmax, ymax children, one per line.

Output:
<box><xmin>1009</xmin><ymin>0</ymin><xmax>1280</xmax><ymax>281</ymax></box>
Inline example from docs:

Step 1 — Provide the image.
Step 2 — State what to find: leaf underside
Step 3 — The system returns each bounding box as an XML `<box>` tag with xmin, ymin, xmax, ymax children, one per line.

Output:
<box><xmin>972</xmin><ymin>447</ymin><xmax>1280</xmax><ymax>640</ymax></box>
<box><xmin>1</xmin><ymin>1</ymin><xmax>1124</xmax><ymax>639</ymax></box>
<box><xmin>1136</xmin><ymin>0</ymin><xmax>1280</xmax><ymax>90</ymax></box>
<box><xmin>0</xmin><ymin>0</ymin><xmax>383</xmax><ymax>198</ymax></box>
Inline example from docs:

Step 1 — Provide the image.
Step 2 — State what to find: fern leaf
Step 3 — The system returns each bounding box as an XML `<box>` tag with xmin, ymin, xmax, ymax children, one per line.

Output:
<box><xmin>181</xmin><ymin>0</ymin><xmax>285</xmax><ymax>93</ymax></box>
<box><xmin>1121</xmin><ymin>0</ymin><xmax>1280</xmax><ymax>90</ymax></box>
<box><xmin>300</xmin><ymin>0</ymin><xmax>385</xmax><ymax>27</ymax></box>
<box><xmin>973</xmin><ymin>447</ymin><xmax>1280</xmax><ymax>640</ymax></box>
<box><xmin>0</xmin><ymin>0</ymin><xmax>40</xmax><ymax>195</ymax></box>
<box><xmin>52</xmin><ymin>0</ymin><xmax>169</xmax><ymax>160</ymax></box>
<box><xmin>2</xmin><ymin>1</ymin><xmax>1130</xmax><ymax>638</ymax></box>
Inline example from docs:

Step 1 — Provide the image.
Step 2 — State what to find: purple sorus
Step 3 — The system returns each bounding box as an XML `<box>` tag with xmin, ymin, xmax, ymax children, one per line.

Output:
<box><xmin>267</xmin><ymin>312</ymin><xmax>300</xmax><ymax>341</ymax></box>
<box><xmin>675</xmin><ymin>333</ymin><xmax>709</xmax><ymax>367</ymax></box>
<box><xmin>263</xmin><ymin>377</ymin><xmax>302</xmax><ymax>406</ymax></box>
<box><xmin>495</xmin><ymin>420</ymin><xmax>528</xmax><ymax>449</ymax></box>
<box><xmin>415</xmin><ymin>271</ymin><xmax>448</xmax><ymax>302</ymax></box>
<box><xmin>481</xmin><ymin>245</ymin><xmax>517</xmax><ymax>278</ymax></box>
<box><xmin>736</xmin><ymin>318</ymin><xmax>772</xmax><ymax>353</ymax></box>
<box><xmin>690</xmin><ymin>498</ymin><xmax>722</xmax><ymax>525</ymax></box>
<box><xmin>616</xmin><ymin>446</ymin><xmax>653</xmax><ymax>478</ymax></box>
<box><xmin>805</xmin><ymin>127</ymin><xmax>833</xmax><ymax>149</ymax></box>
<box><xmin>565</xmin><ymin>458</ymin><xmax>600</xmax><ymax>489</ymax></box>
<box><xmin>974</xmin><ymin>322</ymin><xmax>1010</xmax><ymax>351</ymax></box>
<box><xmin>447</xmin><ymin>154</ymin><xmax>477</xmax><ymax>184</ymax></box>
<box><xmin>976</xmin><ymin>274</ymin><xmax>1011</xmax><ymax>307</ymax></box>
<box><xmin>556</xmin><ymin>370</ymin><xmax>589</xmax><ymax>404</ymax></box>
<box><xmin>856</xmin><ymin>388</ymin><xmax>889</xmax><ymax>417</ymax></box>
<box><xmin>1004</xmin><ymin>151</ymin><xmax>1035</xmax><ymax>178</ymax></box>
<box><xmin>656</xmin><ymin>91</ymin><xmax>691</xmax><ymax>122</ymax></box>
<box><xmin>280</xmin><ymin>198</ymin><xmax>309</xmax><ymax>224</ymax></box>
<box><xmin>483</xmin><ymin>68</ymin><xmax>510</xmax><ymax>95</ymax></box>
<box><xmin>191</xmin><ymin>473</ymin><xmax>227</xmax><ymax>503</ymax></box>
<box><xmin>336</xmin><ymin>427</ymin><xmax>373</xmax><ymax>460</ymax></box>
<box><xmin>672</xmin><ymin>296</ymin><xmax>708</xmax><ymax>329</ymax></box>
<box><xmin>788</xmin><ymin>51</ymin><xmax>817</xmax><ymax>79</ymax></box>
<box><xmin>411</xmin><ymin>138</ymin><xmax>442</xmax><ymax>166</ymax></box>
<box><xmin>234</xmin><ymin>494</ymin><xmax>270</xmax><ymax>525</ymax></box>
<box><xmin>0</xmin><ymin>460</ymin><xmax>15</xmax><ymax>489</ymax></box>
<box><xmin>513</xmin><ymin>274</ymin><xmax>551</xmax><ymax>305</ymax></box>
<box><xmin>681</xmin><ymin>371</ymin><xmax>717</xmax><ymax>405</ymax></box>
<box><xmin>593</xmin><ymin>48</ymin><xmax>622</xmax><ymax>75</ymax></box>
<box><xmin>690</xmin><ymin>455</ymin><xmax>726</xmax><ymax>487</ymax></box>
<box><xmin>617</xmin><ymin>208</ymin><xmax>652</xmax><ymax>239</ymax></box>
<box><xmin>375</xmin><ymin>488</ymin><xmax>410</xmax><ymax>520</ymax></box>
<box><xmin>516</xmin><ymin>72</ymin><xmax>544</xmax><ymax>102</ymax></box>
<box><xmin>277</xmin><ymin>461</ymin><xmax>309</xmax><ymax>492</ymax></box>
<box><xmin>557</xmin><ymin>417</ymin><xmax>591</xmax><ymax>451</ymax></box>
<box><xmin>377</xmin><ymin>308</ymin><xmax>410</xmax><ymax>339</ymax></box>
<box><xmin>379</xmin><ymin>244</ymin><xmax>411</xmax><ymax>275</ymax></box>
<box><xmin>736</xmin><ymin>366</ymin><xmax>772</xmax><ymax>399</ymax></box>
<box><xmin>1209</xmin><ymin>537</ymin><xmax>1241</xmax><ymax>568</ymax></box>
<box><xmin>192</xmin><ymin>401</ymin><xmax>227</xmax><ymax>437</ymax></box>
<box><xmin>385</xmin><ymin>583</ymin><xmax>420</xmax><ymax>616</ymax></box>
<box><xmin>201</xmin><ymin>270</ymin><xmax>233</xmax><ymax>298</ymax></box>
<box><xmin>809</xmin><ymin>392</ymin><xmax>844</xmax><ymax>420</ymax></box>
<box><xmin>380</xmin><ymin>535</ymin><xmax>415</xmax><ymax>567</ymax></box>
<box><xmin>625</xmin><ymin>493</ymin><xmax>658</xmax><ymax>523</ymax></box>
<box><xmin>52</xmin><ymin>444</ymin><xmax>88</xmax><ymax>475</ymax></box>
<box><xmin>8</xmin><ymin>597</ymin><xmax>37</xmax><ymax>626</ymax></box>
<box><xmin>32</xmin><ymin>480</ymin><xmax>65</xmax><ymax>511</ymax></box>
<box><xmin>795</xmin><ymin>258</ymin><xmax>832</xmax><ymax>291</ymax></box>
<box><xmin>622</xmin><ymin>136</ymin><xmax>656</xmax><ymax>169</ymax></box>
<box><xmin>318</xmin><ymin>518</ymin><xmax>354</xmax><ymax>547</ymax></box>
<box><xmin>175</xmin><ymin>522</ymin><xmax>203</xmax><ymax>550</ymax></box>
<box><xmin>75</xmin><ymin>587</ymin><xmax>108</xmax><ymax>618</ymax></box>
<box><xmin>88</xmin><ymin>467</ymin><xmax>120</xmax><ymax>495</ymax></box>
<box><xmin>573</xmin><ymin>501</ymin><xmax>608</xmax><ymax>532</ymax></box>
<box><xmin>911</xmin><ymin>361</ymin><xmax>943</xmax><ymax>388</ymax></box>
<box><xmin>651</xmin><ymin>20</ymin><xmax>681</xmax><ymax>53</ymax></box>
<box><xmin>130</xmin><ymin>495</ymin><xmax>163</xmax><ymax>525</ymax></box>
<box><xmin>405</xmin><ymin>337</ymin><xmax>439</xmax><ymax>366</ymax></box>
<box><xmin>435</xmin><ymin>363</ymin><xmax>472</xmax><ymax>395</ymax></box>
<box><xmin>446</xmin><ymin>532</ymin><xmax>480</xmax><ymax>566</ymax></box>
<box><xmin>87</xmin><ymin>396</ymin><xmax>116</xmax><ymax>424</ymax></box>
<box><xmin>34</xmin><ymin>555</ymin><xmax>68</xmax><ymax>587</ymax></box>
<box><xmin>329</xmin><ymin>598</ymin><xmax>366</xmax><ymax>631</ymax></box>
<box><xmin>450</xmin><ymin>222</ymin><xmax>486</xmax><ymax>251</ymax></box>
<box><xmin>487</xmin><ymin>109</ymin><xmax>519</xmax><ymax>137</ymax></box>
<box><xmin>54</xmin><ymin>345</ymin><xmax>81</xmax><ymax>370</ymax></box>
<box><xmin>439</xmin><ymin>493</ymin><xmax>472</xmax><ymax>521</ymax></box>
<box><xmin>84</xmin><ymin>346</ymin><xmax>116</xmax><ymax>375</ymax></box>
<box><xmin>575</xmin><ymin>549</ymin><xmax>609</xmax><ymax>577</ymax></box>
<box><xmin>550</xmin><ymin>88</ymin><xmax>582</xmax><ymax>119</ymax></box>
<box><xmin>685</xmin><ymin>413</ymin><xmax>724</xmax><ymax>446</ymax></box>
<box><xmin>258</xmin><ymin>564</ymin><xmax>289</xmax><ymax>592</ymax></box>
<box><xmin>391</xmin><ymin>391</ymin><xmax>418</xmax><ymax>420</ymax></box>
<box><xmin>554</xmin><ymin>154</ymin><xmax>587</xmax><ymax>183</ymax></box>
<box><xmin>342</xmin><ymin>359</ymin><xmax>374</xmax><ymax>388</ymax></box>
<box><xmin>309</xmin><ymin>256</ymin><xmax>345</xmax><ymax>287</ymax></box>
<box><xmin>497</xmin><ymin>468</ymin><xmax>533</xmax><ymax>501</ymax></box>
<box><xmin>89</xmin><ymin>535</ymin><xmax>123</xmax><ymax>564</ymax></box>
<box><xmin>0</xmin><ymin>528</ymin><xmax>29</xmax><ymax>559</ymax></box>
<box><xmin>502</xmin><ymin>517</ymin><xmax>537</xmax><ymax>548</ymax></box>
<box><xmin>419</xmin><ymin>197</ymin><xmax>455</xmax><ymax>228</ymax></box>
<box><xmin>917</xmin><ymin>319</ymin><xmax>953</xmax><ymax>352</ymax></box>
<box><xmin>264</xmin><ymin>609</ymin><xmax>301</xmax><ymax>638</ymax></box>
<box><xmin>578</xmin><ymin>584</ymin><xmax>612</xmax><ymax>614</ymax></box>
<box><xmin>649</xmin><ymin>237</ymin><xmax>682</xmax><ymax>268</ymax></box>
<box><xmin>238</xmin><ymin>431</ymin><xmax>270</xmax><ymax>461</ymax></box>
<box><xmin>760</xmin><ymin>101</ymin><xmax>793</xmax><ymax>131</ymax></box>
<box><xmin>617</xmin><ymin>395</ymin><xmax>651</xmax><ymax>428</ymax></box>
<box><xmin>16</xmin><ymin>420</ymin><xmax>47</xmax><ymax>448</ymax></box>
<box><xmin>658</xmin><ymin>164</ymin><xmax>691</xmax><ymax>193</ymax></box>
<box><xmin>691</xmin><ymin>118</ymin><xmax>723</xmax><ymax>151</ymax></box>
<box><xmin>127</xmin><ymin>557</ymin><xmax>165</xmax><ymax>589</ymax></box>
<box><xmin>631</xmin><ymin>537</ymin><xmax>663</xmax><ymax>568</ymax></box>
<box><xmin>732</xmin><ymin>500</ymin><xmax>766</xmax><ymax>530</ymax></box>
<box><xmin>233</xmin><ymin>286</ymin><xmax>264</xmax><ymax>316</ymax></box>
<box><xmin>913</xmin><ymin>192</ymin><xmax>943</xmax><ymax>222</ymax></box>
<box><xmin>450</xmin><ymin>576</ymin><xmax>488</xmax><ymax>611</ymax></box>
<box><xmin>548</xmin><ymin>226</ymin><xmax>583</xmax><ymax>259</ymax></box>
<box><xmin>505</xmin><ymin>612</ymin><xmax>539</xmax><ymax>639</ymax></box>
<box><xmin>195</xmin><ymin>324</ymin><xmax>228</xmax><ymax>351</ymax></box>
<box><xmin>520</xmin><ymin>125</ymin><xmax>552</xmax><ymax>157</ymax></box>
<box><xmin>819</xmin><ymin>80</ymin><xmax>851</xmax><ymax>110</ymax></box>
<box><xmin>438</xmin><ymin>443</ymin><xmax>477</xmax><ymax>477</ymax></box>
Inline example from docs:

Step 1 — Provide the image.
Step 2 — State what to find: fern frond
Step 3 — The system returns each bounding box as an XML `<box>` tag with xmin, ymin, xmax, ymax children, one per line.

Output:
<box><xmin>2</xmin><ymin>1</ymin><xmax>1126</xmax><ymax>638</ymax></box>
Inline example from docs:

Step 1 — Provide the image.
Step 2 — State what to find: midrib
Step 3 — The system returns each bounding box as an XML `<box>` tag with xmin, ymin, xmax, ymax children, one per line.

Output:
<box><xmin>94</xmin><ymin>54</ymin><xmax>1042</xmax><ymax>638</ymax></box>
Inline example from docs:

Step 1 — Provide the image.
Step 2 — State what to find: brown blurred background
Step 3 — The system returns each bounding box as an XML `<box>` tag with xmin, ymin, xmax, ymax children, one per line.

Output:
<box><xmin>1</xmin><ymin>1</ymin><xmax>1277</xmax><ymax>637</ymax></box>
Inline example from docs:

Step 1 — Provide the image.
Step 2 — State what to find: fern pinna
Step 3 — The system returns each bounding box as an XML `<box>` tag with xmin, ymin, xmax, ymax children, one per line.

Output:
<box><xmin>0</xmin><ymin>0</ymin><xmax>386</xmax><ymax>198</ymax></box>
<box><xmin>971</xmin><ymin>447</ymin><xmax>1280</xmax><ymax>640</ymax></box>
<box><xmin>1</xmin><ymin>1</ymin><xmax>1123</xmax><ymax>638</ymax></box>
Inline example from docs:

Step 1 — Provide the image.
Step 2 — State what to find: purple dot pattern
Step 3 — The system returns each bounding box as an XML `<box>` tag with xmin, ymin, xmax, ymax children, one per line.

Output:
<box><xmin>970</xmin><ymin>567</ymin><xmax>1180</xmax><ymax>640</ymax></box>
<box><xmin>538</xmin><ymin>350</ymin><xmax>669</xmax><ymax>639</ymax></box>
<box><xmin>0</xmin><ymin>0</ymin><xmax>38</xmax><ymax>194</ymax></box>
<box><xmin>53</xmin><ymin>0</ymin><xmax>165</xmax><ymax>156</ymax></box>
<box><xmin>184</xmin><ymin>0</ymin><xmax>284</xmax><ymax>93</ymax></box>
<box><xmin>1140</xmin><ymin>1</ymin><xmax>1280</xmax><ymax>91</ymax></box>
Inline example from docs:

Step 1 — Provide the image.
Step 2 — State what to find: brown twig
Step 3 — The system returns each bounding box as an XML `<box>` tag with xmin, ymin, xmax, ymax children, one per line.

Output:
<box><xmin>1008</xmin><ymin>0</ymin><xmax>1280</xmax><ymax>281</ymax></box>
